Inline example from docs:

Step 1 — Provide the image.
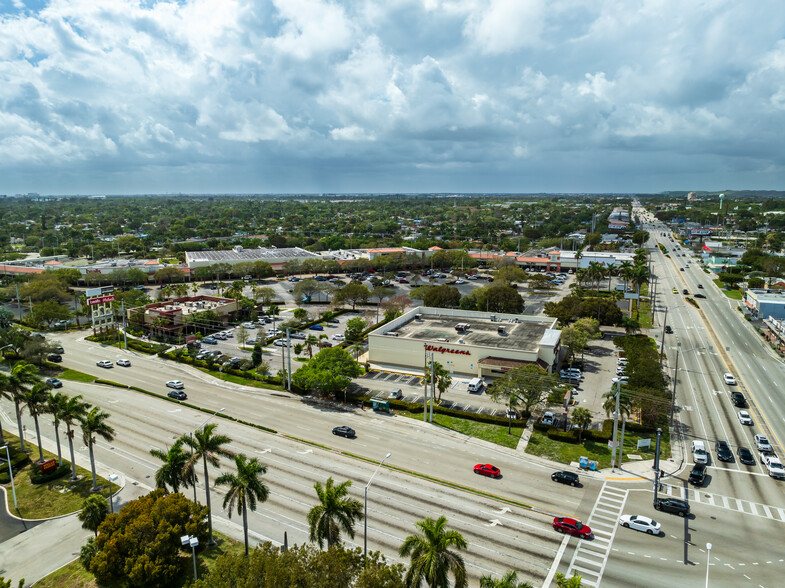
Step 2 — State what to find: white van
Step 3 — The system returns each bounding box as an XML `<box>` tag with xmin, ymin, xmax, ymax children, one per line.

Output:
<box><xmin>468</xmin><ymin>378</ymin><xmax>485</xmax><ymax>393</ymax></box>
<box><xmin>691</xmin><ymin>440</ymin><xmax>708</xmax><ymax>464</ymax></box>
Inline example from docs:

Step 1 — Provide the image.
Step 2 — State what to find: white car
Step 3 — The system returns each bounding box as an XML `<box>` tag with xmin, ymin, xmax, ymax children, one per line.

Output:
<box><xmin>765</xmin><ymin>457</ymin><xmax>785</xmax><ymax>479</ymax></box>
<box><xmin>755</xmin><ymin>434</ymin><xmax>773</xmax><ymax>452</ymax></box>
<box><xmin>737</xmin><ymin>410</ymin><xmax>753</xmax><ymax>425</ymax></box>
<box><xmin>332</xmin><ymin>334</ymin><xmax>345</xmax><ymax>341</ymax></box>
<box><xmin>273</xmin><ymin>340</ymin><xmax>288</xmax><ymax>347</ymax></box>
<box><xmin>166</xmin><ymin>380</ymin><xmax>184</xmax><ymax>389</ymax></box>
<box><xmin>455</xmin><ymin>279</ymin><xmax>466</xmax><ymax>284</ymax></box>
<box><xmin>96</xmin><ymin>360</ymin><xmax>113</xmax><ymax>368</ymax></box>
<box><xmin>241</xmin><ymin>322</ymin><xmax>256</xmax><ymax>329</ymax></box>
<box><xmin>618</xmin><ymin>515</ymin><xmax>661</xmax><ymax>535</ymax></box>
<box><xmin>723</xmin><ymin>373</ymin><xmax>737</xmax><ymax>385</ymax></box>
<box><xmin>541</xmin><ymin>411</ymin><xmax>555</xmax><ymax>426</ymax></box>
<box><xmin>612</xmin><ymin>376</ymin><xmax>629</xmax><ymax>384</ymax></box>
<box><xmin>116</xmin><ymin>359</ymin><xmax>131</xmax><ymax>367</ymax></box>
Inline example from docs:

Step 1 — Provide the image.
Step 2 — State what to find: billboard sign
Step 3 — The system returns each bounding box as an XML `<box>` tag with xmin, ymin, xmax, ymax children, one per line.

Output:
<box><xmin>87</xmin><ymin>295</ymin><xmax>115</xmax><ymax>306</ymax></box>
<box><xmin>691</xmin><ymin>229</ymin><xmax>712</xmax><ymax>236</ymax></box>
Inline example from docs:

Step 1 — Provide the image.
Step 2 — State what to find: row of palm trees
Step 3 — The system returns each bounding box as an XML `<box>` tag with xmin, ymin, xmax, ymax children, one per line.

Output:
<box><xmin>575</xmin><ymin>257</ymin><xmax>649</xmax><ymax>295</ymax></box>
<box><xmin>0</xmin><ymin>360</ymin><xmax>115</xmax><ymax>492</ymax></box>
<box><xmin>148</xmin><ymin>423</ymin><xmax>564</xmax><ymax>587</ymax></box>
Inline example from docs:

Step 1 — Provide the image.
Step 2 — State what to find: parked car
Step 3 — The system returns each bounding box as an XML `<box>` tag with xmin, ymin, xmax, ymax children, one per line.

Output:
<box><xmin>619</xmin><ymin>515</ymin><xmax>662</xmax><ymax>534</ymax></box>
<box><xmin>755</xmin><ymin>434</ymin><xmax>773</xmax><ymax>452</ymax></box>
<box><xmin>332</xmin><ymin>425</ymin><xmax>356</xmax><ymax>438</ymax></box>
<box><xmin>117</xmin><ymin>359</ymin><xmax>131</xmax><ymax>367</ymax></box>
<box><xmin>168</xmin><ymin>390</ymin><xmax>187</xmax><ymax>400</ymax></box>
<box><xmin>723</xmin><ymin>373</ymin><xmax>737</xmax><ymax>385</ymax></box>
<box><xmin>552</xmin><ymin>517</ymin><xmax>592</xmax><ymax>538</ymax></box>
<box><xmin>653</xmin><ymin>498</ymin><xmax>690</xmax><ymax>517</ymax></box>
<box><xmin>611</xmin><ymin>376</ymin><xmax>629</xmax><ymax>384</ymax></box>
<box><xmin>273</xmin><ymin>340</ymin><xmax>288</xmax><ymax>347</ymax></box>
<box><xmin>96</xmin><ymin>360</ymin><xmax>113</xmax><ymax>368</ymax></box>
<box><xmin>473</xmin><ymin>464</ymin><xmax>501</xmax><ymax>478</ymax></box>
<box><xmin>551</xmin><ymin>471</ymin><xmax>580</xmax><ymax>487</ymax></box>
<box><xmin>731</xmin><ymin>392</ymin><xmax>747</xmax><ymax>407</ymax></box>
<box><xmin>166</xmin><ymin>380</ymin><xmax>184</xmax><ymax>389</ymax></box>
<box><xmin>309</xmin><ymin>325</ymin><xmax>324</xmax><ymax>331</ymax></box>
<box><xmin>688</xmin><ymin>463</ymin><xmax>707</xmax><ymax>486</ymax></box>
<box><xmin>715</xmin><ymin>440</ymin><xmax>733</xmax><ymax>462</ymax></box>
<box><xmin>737</xmin><ymin>447</ymin><xmax>755</xmax><ymax>465</ymax></box>
<box><xmin>387</xmin><ymin>389</ymin><xmax>403</xmax><ymax>400</ymax></box>
<box><xmin>45</xmin><ymin>377</ymin><xmax>63</xmax><ymax>388</ymax></box>
<box><xmin>202</xmin><ymin>336</ymin><xmax>218</xmax><ymax>344</ymax></box>
<box><xmin>737</xmin><ymin>410</ymin><xmax>753</xmax><ymax>425</ymax></box>
<box><xmin>326</xmin><ymin>318</ymin><xmax>340</xmax><ymax>324</ymax></box>
<box><xmin>332</xmin><ymin>334</ymin><xmax>345</xmax><ymax>341</ymax></box>
<box><xmin>541</xmin><ymin>411</ymin><xmax>555</xmax><ymax>426</ymax></box>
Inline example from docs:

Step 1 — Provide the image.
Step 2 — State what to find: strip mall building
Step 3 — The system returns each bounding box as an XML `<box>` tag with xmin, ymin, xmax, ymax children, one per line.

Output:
<box><xmin>368</xmin><ymin>307</ymin><xmax>562</xmax><ymax>379</ymax></box>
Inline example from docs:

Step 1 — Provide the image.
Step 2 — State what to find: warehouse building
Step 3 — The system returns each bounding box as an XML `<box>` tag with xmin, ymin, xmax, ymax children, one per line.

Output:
<box><xmin>368</xmin><ymin>307</ymin><xmax>561</xmax><ymax>379</ymax></box>
<box><xmin>185</xmin><ymin>246</ymin><xmax>321</xmax><ymax>270</ymax></box>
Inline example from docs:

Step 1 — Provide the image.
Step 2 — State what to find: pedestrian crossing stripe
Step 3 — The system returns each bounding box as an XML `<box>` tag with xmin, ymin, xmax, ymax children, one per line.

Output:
<box><xmin>660</xmin><ymin>483</ymin><xmax>785</xmax><ymax>522</ymax></box>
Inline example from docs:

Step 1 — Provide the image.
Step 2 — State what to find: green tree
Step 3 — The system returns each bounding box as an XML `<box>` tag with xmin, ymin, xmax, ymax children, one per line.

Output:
<box><xmin>423</xmin><ymin>285</ymin><xmax>461</xmax><ymax>308</ymax></box>
<box><xmin>252</xmin><ymin>341</ymin><xmax>263</xmax><ymax>367</ymax></box>
<box><xmin>183</xmin><ymin>423</ymin><xmax>234</xmax><ymax>545</ymax></box>
<box><xmin>293</xmin><ymin>307</ymin><xmax>308</xmax><ymax>322</ymax></box>
<box><xmin>494</xmin><ymin>266</ymin><xmax>527</xmax><ymax>284</ymax></box>
<box><xmin>554</xmin><ymin>572</ymin><xmax>583</xmax><ymax>588</ymax></box>
<box><xmin>334</xmin><ymin>282</ymin><xmax>371</xmax><ymax>310</ymax></box>
<box><xmin>47</xmin><ymin>391</ymin><xmax>69</xmax><ymax>466</ymax></box>
<box><xmin>62</xmin><ymin>395</ymin><xmax>89</xmax><ymax>480</ymax></box>
<box><xmin>487</xmin><ymin>365</ymin><xmax>558</xmax><ymax>414</ymax></box>
<box><xmin>215</xmin><ymin>453</ymin><xmax>270</xmax><ymax>557</ymax></box>
<box><xmin>4</xmin><ymin>361</ymin><xmax>40</xmax><ymax>452</ymax></box>
<box><xmin>81</xmin><ymin>407</ymin><xmax>116</xmax><ymax>492</ymax></box>
<box><xmin>571</xmin><ymin>407</ymin><xmax>592</xmax><ymax>443</ymax></box>
<box><xmin>23</xmin><ymin>381</ymin><xmax>51</xmax><ymax>463</ymax></box>
<box><xmin>307</xmin><ymin>477</ymin><xmax>363</xmax><ymax>549</ymax></box>
<box><xmin>291</xmin><ymin>347</ymin><xmax>362</xmax><ymax>398</ymax></box>
<box><xmin>30</xmin><ymin>299</ymin><xmax>71</xmax><ymax>327</ymax></box>
<box><xmin>149</xmin><ymin>438</ymin><xmax>195</xmax><ymax>495</ymax></box>
<box><xmin>423</xmin><ymin>361</ymin><xmax>452</xmax><ymax>401</ymax></box>
<box><xmin>88</xmin><ymin>489</ymin><xmax>209</xmax><ymax>587</ymax></box>
<box><xmin>480</xmin><ymin>570</ymin><xmax>534</xmax><ymax>588</ymax></box>
<box><xmin>345</xmin><ymin>317</ymin><xmax>368</xmax><ymax>343</ymax></box>
<box><xmin>560</xmin><ymin>326</ymin><xmax>589</xmax><ymax>363</ymax></box>
<box><xmin>252</xmin><ymin>286</ymin><xmax>276</xmax><ymax>305</ymax></box>
<box><xmin>304</xmin><ymin>334</ymin><xmax>320</xmax><ymax>359</ymax></box>
<box><xmin>399</xmin><ymin>515</ymin><xmax>468</xmax><ymax>588</ymax></box>
<box><xmin>236</xmin><ymin>326</ymin><xmax>249</xmax><ymax>347</ymax></box>
<box><xmin>78</xmin><ymin>494</ymin><xmax>108</xmax><ymax>537</ymax></box>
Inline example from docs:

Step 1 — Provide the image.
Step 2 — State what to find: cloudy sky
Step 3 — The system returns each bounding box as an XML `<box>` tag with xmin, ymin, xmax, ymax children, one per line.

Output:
<box><xmin>1</xmin><ymin>0</ymin><xmax>784</xmax><ymax>195</ymax></box>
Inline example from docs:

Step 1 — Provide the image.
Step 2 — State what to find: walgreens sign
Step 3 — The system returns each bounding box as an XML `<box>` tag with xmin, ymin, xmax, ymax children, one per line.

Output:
<box><xmin>425</xmin><ymin>344</ymin><xmax>470</xmax><ymax>356</ymax></box>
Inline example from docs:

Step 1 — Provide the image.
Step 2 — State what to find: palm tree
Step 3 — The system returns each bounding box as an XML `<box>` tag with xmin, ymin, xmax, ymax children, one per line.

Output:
<box><xmin>215</xmin><ymin>453</ymin><xmax>270</xmax><ymax>556</ymax></box>
<box><xmin>62</xmin><ymin>395</ymin><xmax>89</xmax><ymax>480</ymax></box>
<box><xmin>0</xmin><ymin>373</ymin><xmax>9</xmax><ymax>445</ymax></box>
<box><xmin>571</xmin><ymin>407</ymin><xmax>593</xmax><ymax>443</ymax></box>
<box><xmin>554</xmin><ymin>571</ymin><xmax>583</xmax><ymax>588</ymax></box>
<box><xmin>24</xmin><ymin>381</ymin><xmax>52</xmax><ymax>463</ymax></box>
<box><xmin>480</xmin><ymin>570</ymin><xmax>533</xmax><ymax>588</ymax></box>
<box><xmin>78</xmin><ymin>494</ymin><xmax>108</xmax><ymax>537</ymax></box>
<box><xmin>183</xmin><ymin>423</ymin><xmax>234</xmax><ymax>545</ymax></box>
<box><xmin>307</xmin><ymin>477</ymin><xmax>363</xmax><ymax>549</ymax></box>
<box><xmin>149</xmin><ymin>438</ymin><xmax>195</xmax><ymax>494</ymax></box>
<box><xmin>618</xmin><ymin>261</ymin><xmax>634</xmax><ymax>291</ymax></box>
<box><xmin>5</xmin><ymin>361</ymin><xmax>40</xmax><ymax>452</ymax></box>
<box><xmin>399</xmin><ymin>515</ymin><xmax>468</xmax><ymax>588</ymax></box>
<box><xmin>304</xmin><ymin>334</ymin><xmax>319</xmax><ymax>358</ymax></box>
<box><xmin>47</xmin><ymin>392</ymin><xmax>69</xmax><ymax>466</ymax></box>
<box><xmin>81</xmin><ymin>407</ymin><xmax>116</xmax><ymax>492</ymax></box>
<box><xmin>602</xmin><ymin>388</ymin><xmax>634</xmax><ymax>420</ymax></box>
<box><xmin>605</xmin><ymin>263</ymin><xmax>616</xmax><ymax>291</ymax></box>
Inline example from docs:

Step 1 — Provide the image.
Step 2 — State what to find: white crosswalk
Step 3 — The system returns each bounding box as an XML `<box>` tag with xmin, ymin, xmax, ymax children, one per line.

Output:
<box><xmin>565</xmin><ymin>483</ymin><xmax>628</xmax><ymax>587</ymax></box>
<box><xmin>660</xmin><ymin>482</ymin><xmax>785</xmax><ymax>522</ymax></box>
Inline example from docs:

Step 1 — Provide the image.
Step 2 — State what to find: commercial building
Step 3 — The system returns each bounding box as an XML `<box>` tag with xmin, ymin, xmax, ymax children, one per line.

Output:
<box><xmin>130</xmin><ymin>295</ymin><xmax>238</xmax><ymax>339</ymax></box>
<box><xmin>185</xmin><ymin>246</ymin><xmax>321</xmax><ymax>271</ymax></box>
<box><xmin>743</xmin><ymin>289</ymin><xmax>785</xmax><ymax>320</ymax></box>
<box><xmin>367</xmin><ymin>306</ymin><xmax>561</xmax><ymax>379</ymax></box>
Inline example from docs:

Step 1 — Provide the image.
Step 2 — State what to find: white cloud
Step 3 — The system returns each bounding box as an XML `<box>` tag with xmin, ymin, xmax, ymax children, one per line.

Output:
<box><xmin>330</xmin><ymin>125</ymin><xmax>376</xmax><ymax>141</ymax></box>
<box><xmin>463</xmin><ymin>0</ymin><xmax>546</xmax><ymax>54</ymax></box>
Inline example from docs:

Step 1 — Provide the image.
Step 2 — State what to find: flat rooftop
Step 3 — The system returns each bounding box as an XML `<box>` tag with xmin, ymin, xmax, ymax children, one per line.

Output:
<box><xmin>391</xmin><ymin>312</ymin><xmax>549</xmax><ymax>351</ymax></box>
<box><xmin>748</xmin><ymin>289</ymin><xmax>785</xmax><ymax>303</ymax></box>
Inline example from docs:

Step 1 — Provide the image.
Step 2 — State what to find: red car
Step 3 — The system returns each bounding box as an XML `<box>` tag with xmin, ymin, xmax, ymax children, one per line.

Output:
<box><xmin>552</xmin><ymin>517</ymin><xmax>592</xmax><ymax>538</ymax></box>
<box><xmin>473</xmin><ymin>464</ymin><xmax>501</xmax><ymax>478</ymax></box>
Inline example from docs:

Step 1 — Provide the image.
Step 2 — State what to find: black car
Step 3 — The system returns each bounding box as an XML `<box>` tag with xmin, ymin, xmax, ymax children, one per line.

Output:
<box><xmin>715</xmin><ymin>440</ymin><xmax>733</xmax><ymax>462</ymax></box>
<box><xmin>47</xmin><ymin>353</ymin><xmax>63</xmax><ymax>362</ymax></box>
<box><xmin>653</xmin><ymin>497</ymin><xmax>690</xmax><ymax>517</ymax></box>
<box><xmin>694</xmin><ymin>293</ymin><xmax>706</xmax><ymax>299</ymax></box>
<box><xmin>682</xmin><ymin>288</ymin><xmax>689</xmax><ymax>295</ymax></box>
<box><xmin>689</xmin><ymin>463</ymin><xmax>706</xmax><ymax>486</ymax></box>
<box><xmin>738</xmin><ymin>446</ymin><xmax>755</xmax><ymax>465</ymax></box>
<box><xmin>167</xmin><ymin>390</ymin><xmax>187</xmax><ymax>400</ymax></box>
<box><xmin>332</xmin><ymin>426</ymin><xmax>356</xmax><ymax>438</ymax></box>
<box><xmin>731</xmin><ymin>392</ymin><xmax>747</xmax><ymax>407</ymax></box>
<box><xmin>698</xmin><ymin>284</ymin><xmax>704</xmax><ymax>288</ymax></box>
<box><xmin>551</xmin><ymin>471</ymin><xmax>580</xmax><ymax>487</ymax></box>
<box><xmin>45</xmin><ymin>377</ymin><xmax>63</xmax><ymax>388</ymax></box>
<box><xmin>664</xmin><ymin>325</ymin><xmax>673</xmax><ymax>334</ymax></box>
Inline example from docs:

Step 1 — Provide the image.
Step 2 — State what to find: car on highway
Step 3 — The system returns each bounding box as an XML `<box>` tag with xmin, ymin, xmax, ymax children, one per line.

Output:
<box><xmin>332</xmin><ymin>426</ymin><xmax>356</xmax><ymax>438</ymax></box>
<box><xmin>755</xmin><ymin>434</ymin><xmax>773</xmax><ymax>452</ymax></box>
<box><xmin>47</xmin><ymin>353</ymin><xmax>63</xmax><ymax>363</ymax></box>
<box><xmin>96</xmin><ymin>360</ymin><xmax>113</xmax><ymax>368</ymax></box>
<box><xmin>552</xmin><ymin>517</ymin><xmax>592</xmax><ymax>538</ymax></box>
<box><xmin>664</xmin><ymin>325</ymin><xmax>673</xmax><ymax>334</ymax></box>
<box><xmin>689</xmin><ymin>462</ymin><xmax>707</xmax><ymax>486</ymax></box>
<box><xmin>45</xmin><ymin>377</ymin><xmax>63</xmax><ymax>388</ymax></box>
<box><xmin>694</xmin><ymin>293</ymin><xmax>706</xmax><ymax>298</ymax></box>
<box><xmin>474</xmin><ymin>464</ymin><xmax>501</xmax><ymax>478</ymax></box>
<box><xmin>619</xmin><ymin>515</ymin><xmax>661</xmax><ymax>535</ymax></box>
<box><xmin>715</xmin><ymin>440</ymin><xmax>733</xmax><ymax>462</ymax></box>
<box><xmin>653</xmin><ymin>498</ymin><xmax>690</xmax><ymax>517</ymax></box>
<box><xmin>723</xmin><ymin>373</ymin><xmax>737</xmax><ymax>385</ymax></box>
<box><xmin>759</xmin><ymin>449</ymin><xmax>777</xmax><ymax>464</ymax></box>
<box><xmin>551</xmin><ymin>471</ymin><xmax>580</xmax><ymax>486</ymax></box>
<box><xmin>763</xmin><ymin>455</ymin><xmax>785</xmax><ymax>479</ymax></box>
<box><xmin>737</xmin><ymin>410</ymin><xmax>753</xmax><ymax>425</ymax></box>
<box><xmin>166</xmin><ymin>380</ymin><xmax>184</xmax><ymax>389</ymax></box>
<box><xmin>680</xmin><ymin>268</ymin><xmax>684</xmax><ymax>271</ymax></box>
<box><xmin>117</xmin><ymin>359</ymin><xmax>131</xmax><ymax>367</ymax></box>
<box><xmin>698</xmin><ymin>284</ymin><xmax>704</xmax><ymax>288</ymax></box>
<box><xmin>731</xmin><ymin>392</ymin><xmax>747</xmax><ymax>407</ymax></box>
<box><xmin>682</xmin><ymin>288</ymin><xmax>688</xmax><ymax>295</ymax></box>
<box><xmin>672</xmin><ymin>288</ymin><xmax>678</xmax><ymax>293</ymax></box>
<box><xmin>167</xmin><ymin>390</ymin><xmax>187</xmax><ymax>400</ymax></box>
<box><xmin>738</xmin><ymin>447</ymin><xmax>755</xmax><ymax>465</ymax></box>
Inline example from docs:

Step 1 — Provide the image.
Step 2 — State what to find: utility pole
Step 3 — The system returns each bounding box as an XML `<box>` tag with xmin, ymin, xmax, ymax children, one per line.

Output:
<box><xmin>429</xmin><ymin>358</ymin><xmax>435</xmax><ymax>423</ymax></box>
<box><xmin>653</xmin><ymin>428</ymin><xmax>663</xmax><ymax>503</ymax></box>
<box><xmin>122</xmin><ymin>300</ymin><xmax>128</xmax><ymax>350</ymax></box>
<box><xmin>286</xmin><ymin>328</ymin><xmax>292</xmax><ymax>392</ymax></box>
<box><xmin>618</xmin><ymin>418</ymin><xmax>626</xmax><ymax>469</ymax></box>
<box><xmin>423</xmin><ymin>349</ymin><xmax>429</xmax><ymax>422</ymax></box>
<box><xmin>670</xmin><ymin>343</ymin><xmax>681</xmax><ymax>427</ymax></box>
<box><xmin>659</xmin><ymin>306</ymin><xmax>668</xmax><ymax>364</ymax></box>
<box><xmin>610</xmin><ymin>381</ymin><xmax>621</xmax><ymax>471</ymax></box>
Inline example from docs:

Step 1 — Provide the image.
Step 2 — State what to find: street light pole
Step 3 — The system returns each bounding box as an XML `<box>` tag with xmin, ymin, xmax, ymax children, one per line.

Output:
<box><xmin>182</xmin><ymin>535</ymin><xmax>199</xmax><ymax>580</ymax></box>
<box><xmin>108</xmin><ymin>473</ymin><xmax>119</xmax><ymax>513</ymax></box>
<box><xmin>364</xmin><ymin>452</ymin><xmax>392</xmax><ymax>563</ymax></box>
<box><xmin>705</xmin><ymin>542</ymin><xmax>712</xmax><ymax>587</ymax></box>
<box><xmin>659</xmin><ymin>306</ymin><xmax>668</xmax><ymax>364</ymax></box>
<box><xmin>0</xmin><ymin>445</ymin><xmax>18</xmax><ymax>510</ymax></box>
<box><xmin>190</xmin><ymin>408</ymin><xmax>226</xmax><ymax>503</ymax></box>
<box><xmin>671</xmin><ymin>343</ymin><xmax>681</xmax><ymax>428</ymax></box>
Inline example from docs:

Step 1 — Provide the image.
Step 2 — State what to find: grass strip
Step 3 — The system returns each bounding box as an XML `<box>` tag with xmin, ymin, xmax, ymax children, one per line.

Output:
<box><xmin>58</xmin><ymin>369</ymin><xmax>96</xmax><ymax>383</ymax></box>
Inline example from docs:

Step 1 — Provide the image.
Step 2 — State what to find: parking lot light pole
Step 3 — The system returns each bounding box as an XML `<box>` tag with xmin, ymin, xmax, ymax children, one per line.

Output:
<box><xmin>705</xmin><ymin>542</ymin><xmax>712</xmax><ymax>588</ymax></box>
<box><xmin>364</xmin><ymin>452</ymin><xmax>391</xmax><ymax>564</ymax></box>
<box><xmin>181</xmin><ymin>535</ymin><xmax>199</xmax><ymax>580</ymax></box>
<box><xmin>1</xmin><ymin>445</ymin><xmax>18</xmax><ymax>510</ymax></box>
<box><xmin>190</xmin><ymin>408</ymin><xmax>226</xmax><ymax>503</ymax></box>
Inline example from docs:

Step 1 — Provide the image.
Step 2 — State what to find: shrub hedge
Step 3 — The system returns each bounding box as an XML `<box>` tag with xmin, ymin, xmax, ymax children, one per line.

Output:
<box><xmin>0</xmin><ymin>450</ymin><xmax>30</xmax><ymax>484</ymax></box>
<box><xmin>31</xmin><ymin>464</ymin><xmax>72</xmax><ymax>484</ymax></box>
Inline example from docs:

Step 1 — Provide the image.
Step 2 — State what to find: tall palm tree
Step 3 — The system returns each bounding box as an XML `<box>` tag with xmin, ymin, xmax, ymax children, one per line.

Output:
<box><xmin>215</xmin><ymin>453</ymin><xmax>270</xmax><ymax>556</ymax></box>
<box><xmin>5</xmin><ymin>361</ymin><xmax>40</xmax><ymax>452</ymax></box>
<box><xmin>399</xmin><ymin>515</ymin><xmax>468</xmax><ymax>588</ymax></box>
<box><xmin>618</xmin><ymin>261</ymin><xmax>634</xmax><ymax>291</ymax></box>
<box><xmin>24</xmin><ymin>381</ymin><xmax>52</xmax><ymax>463</ymax></box>
<box><xmin>480</xmin><ymin>570</ymin><xmax>533</xmax><ymax>588</ymax></box>
<box><xmin>62</xmin><ymin>395</ymin><xmax>89</xmax><ymax>480</ymax></box>
<box><xmin>605</xmin><ymin>263</ymin><xmax>616</xmax><ymax>291</ymax></box>
<box><xmin>47</xmin><ymin>391</ymin><xmax>69</xmax><ymax>466</ymax></box>
<box><xmin>602</xmin><ymin>388</ymin><xmax>634</xmax><ymax>420</ymax></box>
<box><xmin>306</xmin><ymin>477</ymin><xmax>363</xmax><ymax>549</ymax></box>
<box><xmin>304</xmin><ymin>334</ymin><xmax>319</xmax><ymax>359</ymax></box>
<box><xmin>149</xmin><ymin>438</ymin><xmax>195</xmax><ymax>494</ymax></box>
<box><xmin>0</xmin><ymin>373</ymin><xmax>9</xmax><ymax>445</ymax></box>
<box><xmin>183</xmin><ymin>423</ymin><xmax>234</xmax><ymax>545</ymax></box>
<box><xmin>554</xmin><ymin>572</ymin><xmax>583</xmax><ymax>588</ymax></box>
<box><xmin>78</xmin><ymin>494</ymin><xmax>108</xmax><ymax>537</ymax></box>
<box><xmin>81</xmin><ymin>407</ymin><xmax>116</xmax><ymax>492</ymax></box>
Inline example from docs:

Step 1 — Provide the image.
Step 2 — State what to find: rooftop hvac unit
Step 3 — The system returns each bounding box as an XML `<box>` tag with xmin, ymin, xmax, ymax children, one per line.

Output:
<box><xmin>416</xmin><ymin>314</ymin><xmax>423</xmax><ymax>320</ymax></box>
